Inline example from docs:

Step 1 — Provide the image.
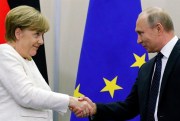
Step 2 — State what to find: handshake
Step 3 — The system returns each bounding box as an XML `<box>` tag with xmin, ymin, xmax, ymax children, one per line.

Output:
<box><xmin>69</xmin><ymin>96</ymin><xmax>96</xmax><ymax>118</ymax></box>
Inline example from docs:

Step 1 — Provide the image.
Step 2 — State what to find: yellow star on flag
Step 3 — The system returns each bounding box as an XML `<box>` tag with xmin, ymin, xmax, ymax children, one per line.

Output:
<box><xmin>100</xmin><ymin>76</ymin><xmax>123</xmax><ymax>98</ymax></box>
<box><xmin>73</xmin><ymin>84</ymin><xmax>84</xmax><ymax>98</ymax></box>
<box><xmin>131</xmin><ymin>53</ymin><xmax>146</xmax><ymax>68</ymax></box>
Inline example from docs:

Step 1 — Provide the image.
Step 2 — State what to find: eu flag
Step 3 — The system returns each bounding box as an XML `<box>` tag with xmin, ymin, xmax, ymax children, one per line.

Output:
<box><xmin>71</xmin><ymin>0</ymin><xmax>148</xmax><ymax>121</ymax></box>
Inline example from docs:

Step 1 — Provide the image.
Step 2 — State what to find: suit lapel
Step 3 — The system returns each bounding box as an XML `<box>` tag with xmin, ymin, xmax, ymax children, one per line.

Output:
<box><xmin>140</xmin><ymin>57</ymin><xmax>156</xmax><ymax>115</ymax></box>
<box><xmin>143</xmin><ymin>58</ymin><xmax>155</xmax><ymax>95</ymax></box>
<box><xmin>159</xmin><ymin>40</ymin><xmax>180</xmax><ymax>101</ymax></box>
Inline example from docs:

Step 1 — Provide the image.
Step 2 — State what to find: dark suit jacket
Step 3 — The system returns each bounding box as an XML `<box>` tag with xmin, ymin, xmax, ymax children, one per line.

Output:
<box><xmin>91</xmin><ymin>40</ymin><xmax>180</xmax><ymax>121</ymax></box>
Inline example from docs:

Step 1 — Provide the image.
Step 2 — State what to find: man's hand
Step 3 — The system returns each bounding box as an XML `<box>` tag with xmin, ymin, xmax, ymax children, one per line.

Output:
<box><xmin>79</xmin><ymin>96</ymin><xmax>97</xmax><ymax>116</ymax></box>
<box><xmin>69</xmin><ymin>96</ymin><xmax>94</xmax><ymax>117</ymax></box>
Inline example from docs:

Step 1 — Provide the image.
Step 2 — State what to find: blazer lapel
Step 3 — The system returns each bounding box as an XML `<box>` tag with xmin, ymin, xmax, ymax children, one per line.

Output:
<box><xmin>143</xmin><ymin>58</ymin><xmax>155</xmax><ymax>95</ymax></box>
<box><xmin>141</xmin><ymin>57</ymin><xmax>156</xmax><ymax>114</ymax></box>
<box><xmin>159</xmin><ymin>40</ymin><xmax>180</xmax><ymax>101</ymax></box>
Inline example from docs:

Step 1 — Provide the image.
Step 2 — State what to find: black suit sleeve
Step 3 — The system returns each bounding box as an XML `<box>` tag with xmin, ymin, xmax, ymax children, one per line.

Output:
<box><xmin>90</xmin><ymin>82</ymin><xmax>140</xmax><ymax>121</ymax></box>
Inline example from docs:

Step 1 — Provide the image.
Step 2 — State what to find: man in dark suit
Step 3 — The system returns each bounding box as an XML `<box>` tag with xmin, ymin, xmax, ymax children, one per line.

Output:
<box><xmin>79</xmin><ymin>7</ymin><xmax>180</xmax><ymax>121</ymax></box>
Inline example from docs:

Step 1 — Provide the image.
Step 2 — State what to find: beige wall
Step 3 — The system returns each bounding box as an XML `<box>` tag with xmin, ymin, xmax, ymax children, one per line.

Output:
<box><xmin>40</xmin><ymin>0</ymin><xmax>180</xmax><ymax>121</ymax></box>
<box><xmin>40</xmin><ymin>0</ymin><xmax>89</xmax><ymax>121</ymax></box>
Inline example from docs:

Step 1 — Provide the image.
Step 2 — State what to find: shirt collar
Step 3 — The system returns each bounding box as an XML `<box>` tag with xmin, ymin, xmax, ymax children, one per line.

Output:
<box><xmin>160</xmin><ymin>35</ymin><xmax>178</xmax><ymax>58</ymax></box>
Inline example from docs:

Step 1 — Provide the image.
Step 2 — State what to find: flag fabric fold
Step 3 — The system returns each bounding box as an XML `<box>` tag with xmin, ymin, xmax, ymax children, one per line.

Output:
<box><xmin>0</xmin><ymin>0</ymin><xmax>9</xmax><ymax>44</ymax></box>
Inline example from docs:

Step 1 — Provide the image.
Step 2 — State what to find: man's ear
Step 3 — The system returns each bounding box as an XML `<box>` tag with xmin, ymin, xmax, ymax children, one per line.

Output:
<box><xmin>156</xmin><ymin>23</ymin><xmax>163</xmax><ymax>34</ymax></box>
<box><xmin>15</xmin><ymin>28</ymin><xmax>22</xmax><ymax>40</ymax></box>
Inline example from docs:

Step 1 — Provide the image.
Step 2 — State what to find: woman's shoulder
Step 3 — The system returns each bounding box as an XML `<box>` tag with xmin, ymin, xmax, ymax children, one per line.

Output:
<box><xmin>0</xmin><ymin>43</ymin><xmax>22</xmax><ymax>61</ymax></box>
<box><xmin>0</xmin><ymin>43</ymin><xmax>13</xmax><ymax>51</ymax></box>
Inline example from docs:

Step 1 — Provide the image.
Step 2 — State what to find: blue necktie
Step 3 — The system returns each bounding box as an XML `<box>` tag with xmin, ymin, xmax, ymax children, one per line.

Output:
<box><xmin>147</xmin><ymin>52</ymin><xmax>163</xmax><ymax>121</ymax></box>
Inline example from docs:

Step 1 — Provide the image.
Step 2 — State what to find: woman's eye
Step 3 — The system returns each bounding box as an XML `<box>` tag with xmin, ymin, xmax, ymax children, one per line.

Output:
<box><xmin>36</xmin><ymin>33</ymin><xmax>40</xmax><ymax>36</ymax></box>
<box><xmin>34</xmin><ymin>32</ymin><xmax>40</xmax><ymax>38</ymax></box>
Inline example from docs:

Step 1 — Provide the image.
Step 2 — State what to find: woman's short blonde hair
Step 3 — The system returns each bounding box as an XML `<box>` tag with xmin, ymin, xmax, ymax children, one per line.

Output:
<box><xmin>5</xmin><ymin>5</ymin><xmax>49</xmax><ymax>42</ymax></box>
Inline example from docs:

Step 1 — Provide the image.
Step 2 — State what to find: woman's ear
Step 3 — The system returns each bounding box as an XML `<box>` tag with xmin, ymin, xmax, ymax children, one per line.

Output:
<box><xmin>14</xmin><ymin>28</ymin><xmax>22</xmax><ymax>40</ymax></box>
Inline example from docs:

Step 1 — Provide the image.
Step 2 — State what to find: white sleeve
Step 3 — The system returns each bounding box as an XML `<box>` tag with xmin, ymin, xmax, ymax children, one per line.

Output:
<box><xmin>0</xmin><ymin>49</ymin><xmax>70</xmax><ymax>114</ymax></box>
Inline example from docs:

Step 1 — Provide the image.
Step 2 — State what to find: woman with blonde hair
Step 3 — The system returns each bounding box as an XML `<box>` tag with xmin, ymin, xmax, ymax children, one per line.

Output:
<box><xmin>0</xmin><ymin>5</ymin><xmax>92</xmax><ymax>121</ymax></box>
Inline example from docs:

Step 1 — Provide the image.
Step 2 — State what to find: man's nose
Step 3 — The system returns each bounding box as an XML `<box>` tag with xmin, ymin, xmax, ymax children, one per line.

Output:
<box><xmin>137</xmin><ymin>36</ymin><xmax>142</xmax><ymax>44</ymax></box>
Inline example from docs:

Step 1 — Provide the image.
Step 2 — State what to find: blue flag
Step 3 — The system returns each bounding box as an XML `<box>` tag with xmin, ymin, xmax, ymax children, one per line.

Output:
<box><xmin>71</xmin><ymin>0</ymin><xmax>148</xmax><ymax>121</ymax></box>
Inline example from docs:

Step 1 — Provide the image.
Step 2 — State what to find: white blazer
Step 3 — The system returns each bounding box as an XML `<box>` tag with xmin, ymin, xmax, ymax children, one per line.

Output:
<box><xmin>0</xmin><ymin>44</ymin><xmax>69</xmax><ymax>121</ymax></box>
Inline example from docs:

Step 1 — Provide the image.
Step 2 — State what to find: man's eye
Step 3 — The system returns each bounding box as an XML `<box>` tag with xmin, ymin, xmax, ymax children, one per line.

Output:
<box><xmin>138</xmin><ymin>32</ymin><xmax>143</xmax><ymax>35</ymax></box>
